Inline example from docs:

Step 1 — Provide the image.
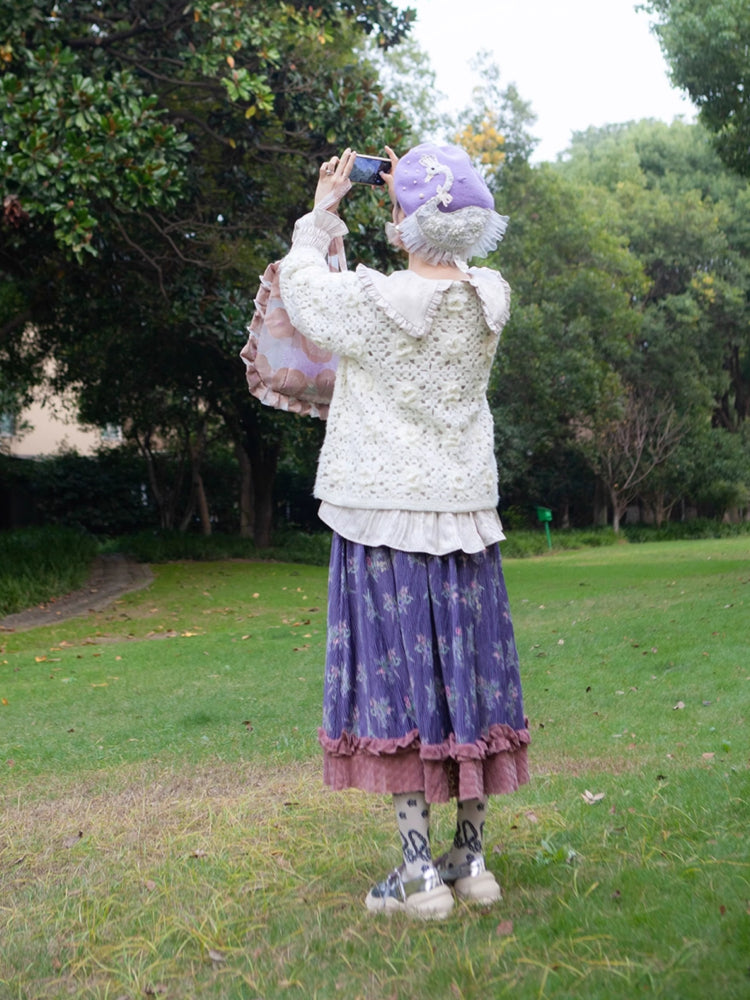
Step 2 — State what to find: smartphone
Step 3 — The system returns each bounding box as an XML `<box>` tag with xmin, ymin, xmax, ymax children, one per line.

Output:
<box><xmin>349</xmin><ymin>154</ymin><xmax>391</xmax><ymax>186</ymax></box>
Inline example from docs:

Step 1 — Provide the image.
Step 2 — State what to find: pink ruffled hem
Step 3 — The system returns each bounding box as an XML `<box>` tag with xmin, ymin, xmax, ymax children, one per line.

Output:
<box><xmin>319</xmin><ymin>723</ymin><xmax>530</xmax><ymax>804</ymax></box>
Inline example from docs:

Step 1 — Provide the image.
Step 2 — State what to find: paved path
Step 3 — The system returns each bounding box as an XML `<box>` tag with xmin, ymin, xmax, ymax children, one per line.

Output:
<box><xmin>0</xmin><ymin>553</ymin><xmax>154</xmax><ymax>632</ymax></box>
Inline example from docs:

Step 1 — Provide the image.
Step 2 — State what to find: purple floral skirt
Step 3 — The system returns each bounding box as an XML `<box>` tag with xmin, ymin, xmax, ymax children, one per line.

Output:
<box><xmin>319</xmin><ymin>534</ymin><xmax>530</xmax><ymax>803</ymax></box>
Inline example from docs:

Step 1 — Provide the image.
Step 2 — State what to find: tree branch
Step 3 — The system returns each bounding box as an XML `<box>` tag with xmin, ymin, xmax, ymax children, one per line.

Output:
<box><xmin>67</xmin><ymin>24</ymin><xmax>151</xmax><ymax>49</ymax></box>
<box><xmin>111</xmin><ymin>216</ymin><xmax>168</xmax><ymax>300</ymax></box>
<box><xmin>0</xmin><ymin>310</ymin><xmax>32</xmax><ymax>347</ymax></box>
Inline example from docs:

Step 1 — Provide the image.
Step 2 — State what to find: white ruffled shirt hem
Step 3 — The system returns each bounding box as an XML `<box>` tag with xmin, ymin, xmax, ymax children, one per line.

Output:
<box><xmin>318</xmin><ymin>503</ymin><xmax>505</xmax><ymax>556</ymax></box>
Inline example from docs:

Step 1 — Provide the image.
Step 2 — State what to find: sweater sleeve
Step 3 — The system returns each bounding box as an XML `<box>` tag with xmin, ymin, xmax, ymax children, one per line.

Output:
<box><xmin>278</xmin><ymin>209</ymin><xmax>373</xmax><ymax>358</ymax></box>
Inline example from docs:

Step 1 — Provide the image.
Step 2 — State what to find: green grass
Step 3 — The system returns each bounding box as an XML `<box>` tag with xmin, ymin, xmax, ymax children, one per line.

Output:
<box><xmin>1</xmin><ymin>538</ymin><xmax>749</xmax><ymax>1000</ymax></box>
<box><xmin>0</xmin><ymin>527</ymin><xmax>98</xmax><ymax>617</ymax></box>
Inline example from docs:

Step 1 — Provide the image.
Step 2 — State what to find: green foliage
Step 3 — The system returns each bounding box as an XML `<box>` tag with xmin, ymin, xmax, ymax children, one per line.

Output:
<box><xmin>0</xmin><ymin>0</ymin><xmax>416</xmax><ymax>545</ymax></box>
<box><xmin>364</xmin><ymin>36</ymin><xmax>451</xmax><ymax>143</ymax></box>
<box><xmin>1</xmin><ymin>4</ymin><xmax>191</xmax><ymax>255</ymax></box>
<box><xmin>555</xmin><ymin>119</ymin><xmax>750</xmax><ymax>520</ymax></box>
<box><xmin>0</xmin><ymin>449</ymin><xmax>156</xmax><ymax>534</ymax></box>
<box><xmin>0</xmin><ymin>447</ymin><xmax>241</xmax><ymax>536</ymax></box>
<box><xmin>487</xmin><ymin>159</ymin><xmax>644</xmax><ymax>521</ymax></box>
<box><xmin>499</xmin><ymin>527</ymin><xmax>618</xmax><ymax>559</ymax></box>
<box><xmin>644</xmin><ymin>0</ymin><xmax>750</xmax><ymax>175</ymax></box>
<box><xmin>456</xmin><ymin>53</ymin><xmax>540</xmax><ymax>173</ymax></box>
<box><xmin>110</xmin><ymin>527</ymin><xmax>332</xmax><ymax>566</ymax></box>
<box><xmin>0</xmin><ymin>525</ymin><xmax>97</xmax><ymax>615</ymax></box>
<box><xmin>623</xmin><ymin>516</ymin><xmax>750</xmax><ymax>543</ymax></box>
<box><xmin>0</xmin><ymin>0</ymin><xmax>414</xmax><ymax>255</ymax></box>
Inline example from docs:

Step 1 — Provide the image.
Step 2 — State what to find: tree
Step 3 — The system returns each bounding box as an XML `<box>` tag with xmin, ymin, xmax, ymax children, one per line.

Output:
<box><xmin>0</xmin><ymin>0</ymin><xmax>414</xmax><ymax>254</ymax></box>
<box><xmin>558</xmin><ymin>119</ymin><xmax>750</xmax><ymax>522</ymax></box>
<box><xmin>0</xmin><ymin>0</ymin><xmax>415</xmax><ymax>544</ymax></box>
<box><xmin>456</xmin><ymin>52</ymin><xmax>540</xmax><ymax>174</ymax></box>
<box><xmin>563</xmin><ymin>120</ymin><xmax>750</xmax><ymax>434</ymax></box>
<box><xmin>486</xmin><ymin>162</ymin><xmax>645</xmax><ymax>525</ymax></box>
<box><xmin>365</xmin><ymin>36</ymin><xmax>451</xmax><ymax>143</ymax></box>
<box><xmin>643</xmin><ymin>0</ymin><xmax>750</xmax><ymax>176</ymax></box>
<box><xmin>580</xmin><ymin>386</ymin><xmax>687</xmax><ymax>532</ymax></box>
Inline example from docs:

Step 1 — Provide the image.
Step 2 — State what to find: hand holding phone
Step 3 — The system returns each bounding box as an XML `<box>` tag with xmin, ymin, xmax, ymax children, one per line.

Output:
<box><xmin>349</xmin><ymin>154</ymin><xmax>392</xmax><ymax>186</ymax></box>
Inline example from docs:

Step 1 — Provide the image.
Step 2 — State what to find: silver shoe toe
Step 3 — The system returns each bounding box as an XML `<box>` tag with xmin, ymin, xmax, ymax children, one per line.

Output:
<box><xmin>368</xmin><ymin>864</ymin><xmax>443</xmax><ymax>904</ymax></box>
<box><xmin>365</xmin><ymin>864</ymin><xmax>454</xmax><ymax>918</ymax></box>
<box><xmin>436</xmin><ymin>854</ymin><xmax>487</xmax><ymax>885</ymax></box>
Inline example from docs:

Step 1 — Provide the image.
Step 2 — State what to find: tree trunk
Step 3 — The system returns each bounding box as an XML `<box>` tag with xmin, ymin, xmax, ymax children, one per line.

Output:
<box><xmin>610</xmin><ymin>491</ymin><xmax>627</xmax><ymax>534</ymax></box>
<box><xmin>242</xmin><ymin>425</ymin><xmax>282</xmax><ymax>548</ymax></box>
<box><xmin>560</xmin><ymin>499</ymin><xmax>571</xmax><ymax>529</ymax></box>
<box><xmin>253</xmin><ymin>472</ymin><xmax>276</xmax><ymax>548</ymax></box>
<box><xmin>195</xmin><ymin>471</ymin><xmax>212</xmax><ymax>535</ymax></box>
<box><xmin>179</xmin><ymin>424</ymin><xmax>211</xmax><ymax>534</ymax></box>
<box><xmin>138</xmin><ymin>433</ymin><xmax>177</xmax><ymax>530</ymax></box>
<box><xmin>652</xmin><ymin>492</ymin><xmax>667</xmax><ymax>528</ymax></box>
<box><xmin>236</xmin><ymin>441</ymin><xmax>254</xmax><ymax>539</ymax></box>
<box><xmin>592</xmin><ymin>479</ymin><xmax>609</xmax><ymax>527</ymax></box>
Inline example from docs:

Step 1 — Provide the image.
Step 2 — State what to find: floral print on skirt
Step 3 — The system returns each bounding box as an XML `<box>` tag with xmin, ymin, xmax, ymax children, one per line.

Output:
<box><xmin>319</xmin><ymin>534</ymin><xmax>530</xmax><ymax>803</ymax></box>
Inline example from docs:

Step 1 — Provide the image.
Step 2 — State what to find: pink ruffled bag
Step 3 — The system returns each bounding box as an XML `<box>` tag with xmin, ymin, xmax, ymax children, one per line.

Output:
<box><xmin>241</xmin><ymin>190</ymin><xmax>348</xmax><ymax>420</ymax></box>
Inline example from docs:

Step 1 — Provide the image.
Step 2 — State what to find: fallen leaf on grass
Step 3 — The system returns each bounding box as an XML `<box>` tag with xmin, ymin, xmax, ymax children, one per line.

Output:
<box><xmin>702</xmin><ymin>752</ymin><xmax>715</xmax><ymax>760</ymax></box>
<box><xmin>581</xmin><ymin>790</ymin><xmax>606</xmax><ymax>805</ymax></box>
<box><xmin>62</xmin><ymin>831</ymin><xmax>83</xmax><ymax>849</ymax></box>
<box><xmin>496</xmin><ymin>920</ymin><xmax>514</xmax><ymax>937</ymax></box>
<box><xmin>144</xmin><ymin>880</ymin><xmax>157</xmax><ymax>892</ymax></box>
<box><xmin>208</xmin><ymin>949</ymin><xmax>226</xmax><ymax>965</ymax></box>
<box><xmin>191</xmin><ymin>849</ymin><xmax>208</xmax><ymax>858</ymax></box>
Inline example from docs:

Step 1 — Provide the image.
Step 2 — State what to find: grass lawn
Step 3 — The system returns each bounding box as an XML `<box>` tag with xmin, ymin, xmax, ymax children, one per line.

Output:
<box><xmin>1</xmin><ymin>538</ymin><xmax>748</xmax><ymax>1000</ymax></box>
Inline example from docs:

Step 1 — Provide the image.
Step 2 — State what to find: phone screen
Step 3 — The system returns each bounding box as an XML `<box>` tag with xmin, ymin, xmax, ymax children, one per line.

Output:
<box><xmin>349</xmin><ymin>154</ymin><xmax>391</xmax><ymax>186</ymax></box>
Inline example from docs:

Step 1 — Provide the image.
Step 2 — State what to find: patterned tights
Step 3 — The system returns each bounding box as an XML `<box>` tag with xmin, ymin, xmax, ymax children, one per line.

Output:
<box><xmin>393</xmin><ymin>793</ymin><xmax>487</xmax><ymax>880</ymax></box>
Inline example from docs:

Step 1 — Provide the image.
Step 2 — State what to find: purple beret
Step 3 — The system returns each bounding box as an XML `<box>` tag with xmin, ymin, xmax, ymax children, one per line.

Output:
<box><xmin>393</xmin><ymin>143</ymin><xmax>495</xmax><ymax>216</ymax></box>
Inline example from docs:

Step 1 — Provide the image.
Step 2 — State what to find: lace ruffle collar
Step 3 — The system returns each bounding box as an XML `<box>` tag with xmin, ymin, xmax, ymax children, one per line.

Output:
<box><xmin>356</xmin><ymin>265</ymin><xmax>509</xmax><ymax>339</ymax></box>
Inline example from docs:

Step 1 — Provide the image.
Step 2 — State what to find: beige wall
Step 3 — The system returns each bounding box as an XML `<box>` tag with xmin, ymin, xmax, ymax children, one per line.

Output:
<box><xmin>1</xmin><ymin>392</ymin><xmax>120</xmax><ymax>458</ymax></box>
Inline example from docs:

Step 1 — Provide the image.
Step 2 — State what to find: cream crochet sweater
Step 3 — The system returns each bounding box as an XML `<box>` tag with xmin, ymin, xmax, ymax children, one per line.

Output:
<box><xmin>278</xmin><ymin>209</ymin><xmax>511</xmax><ymax>514</ymax></box>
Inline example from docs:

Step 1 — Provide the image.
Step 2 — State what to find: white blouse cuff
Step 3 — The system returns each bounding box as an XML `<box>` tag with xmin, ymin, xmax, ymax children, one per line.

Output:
<box><xmin>291</xmin><ymin>209</ymin><xmax>348</xmax><ymax>255</ymax></box>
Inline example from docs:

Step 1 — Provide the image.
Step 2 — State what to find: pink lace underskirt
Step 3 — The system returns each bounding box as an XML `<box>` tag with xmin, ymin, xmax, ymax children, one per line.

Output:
<box><xmin>319</xmin><ymin>723</ymin><xmax>530</xmax><ymax>804</ymax></box>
